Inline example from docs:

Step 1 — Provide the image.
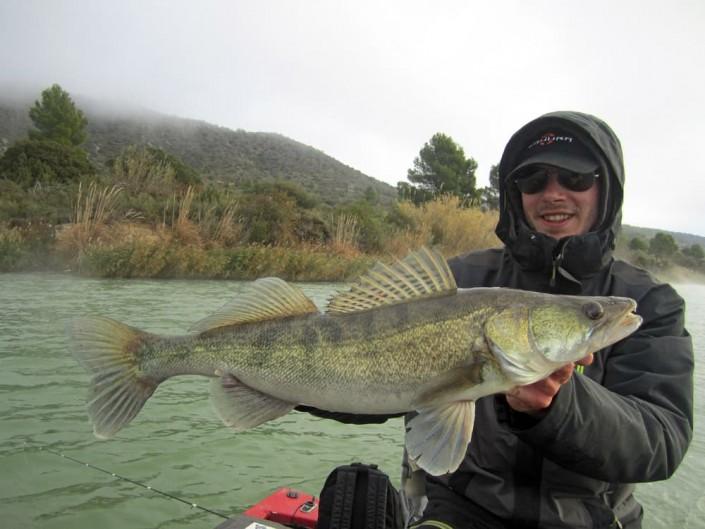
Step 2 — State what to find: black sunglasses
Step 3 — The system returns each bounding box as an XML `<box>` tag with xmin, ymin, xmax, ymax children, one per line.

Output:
<box><xmin>514</xmin><ymin>167</ymin><xmax>600</xmax><ymax>195</ymax></box>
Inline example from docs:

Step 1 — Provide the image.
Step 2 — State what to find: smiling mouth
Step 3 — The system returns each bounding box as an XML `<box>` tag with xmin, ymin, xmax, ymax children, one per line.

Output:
<box><xmin>541</xmin><ymin>213</ymin><xmax>573</xmax><ymax>222</ymax></box>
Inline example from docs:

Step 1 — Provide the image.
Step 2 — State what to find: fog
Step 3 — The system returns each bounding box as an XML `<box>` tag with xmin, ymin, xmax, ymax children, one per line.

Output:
<box><xmin>1</xmin><ymin>0</ymin><xmax>704</xmax><ymax>235</ymax></box>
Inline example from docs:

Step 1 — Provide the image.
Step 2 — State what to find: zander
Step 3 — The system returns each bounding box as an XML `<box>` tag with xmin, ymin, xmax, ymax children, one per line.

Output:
<box><xmin>69</xmin><ymin>248</ymin><xmax>642</xmax><ymax>476</ymax></box>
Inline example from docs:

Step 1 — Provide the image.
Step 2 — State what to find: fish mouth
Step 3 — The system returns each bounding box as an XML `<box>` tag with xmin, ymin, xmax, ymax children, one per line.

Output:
<box><xmin>593</xmin><ymin>298</ymin><xmax>642</xmax><ymax>348</ymax></box>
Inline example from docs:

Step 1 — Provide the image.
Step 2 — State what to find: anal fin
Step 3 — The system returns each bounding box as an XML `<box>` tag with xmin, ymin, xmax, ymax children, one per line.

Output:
<box><xmin>405</xmin><ymin>401</ymin><xmax>475</xmax><ymax>476</ymax></box>
<box><xmin>210</xmin><ymin>374</ymin><xmax>295</xmax><ymax>431</ymax></box>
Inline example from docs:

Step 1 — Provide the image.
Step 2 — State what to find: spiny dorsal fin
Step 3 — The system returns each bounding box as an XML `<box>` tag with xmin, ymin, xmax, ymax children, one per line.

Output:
<box><xmin>326</xmin><ymin>247</ymin><xmax>456</xmax><ymax>315</ymax></box>
<box><xmin>190</xmin><ymin>277</ymin><xmax>318</xmax><ymax>333</ymax></box>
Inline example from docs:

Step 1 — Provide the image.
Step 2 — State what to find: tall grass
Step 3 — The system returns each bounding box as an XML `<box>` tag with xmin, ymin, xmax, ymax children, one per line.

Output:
<box><xmin>79</xmin><ymin>242</ymin><xmax>373</xmax><ymax>280</ymax></box>
<box><xmin>171</xmin><ymin>186</ymin><xmax>201</xmax><ymax>245</ymax></box>
<box><xmin>387</xmin><ymin>195</ymin><xmax>500</xmax><ymax>258</ymax></box>
<box><xmin>0</xmin><ymin>222</ymin><xmax>57</xmax><ymax>271</ymax></box>
<box><xmin>56</xmin><ymin>182</ymin><xmax>122</xmax><ymax>262</ymax></box>
<box><xmin>0</xmin><ymin>224</ymin><xmax>25</xmax><ymax>271</ymax></box>
<box><xmin>210</xmin><ymin>201</ymin><xmax>241</xmax><ymax>245</ymax></box>
<box><xmin>111</xmin><ymin>145</ymin><xmax>176</xmax><ymax>194</ymax></box>
<box><xmin>329</xmin><ymin>213</ymin><xmax>360</xmax><ymax>256</ymax></box>
<box><xmin>39</xmin><ymin>186</ymin><xmax>502</xmax><ymax>279</ymax></box>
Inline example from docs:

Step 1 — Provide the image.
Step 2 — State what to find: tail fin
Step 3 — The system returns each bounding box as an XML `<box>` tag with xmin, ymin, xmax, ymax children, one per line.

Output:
<box><xmin>69</xmin><ymin>316</ymin><xmax>159</xmax><ymax>439</ymax></box>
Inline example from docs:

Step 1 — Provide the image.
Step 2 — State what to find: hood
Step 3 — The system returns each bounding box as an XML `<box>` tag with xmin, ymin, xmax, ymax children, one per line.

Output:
<box><xmin>495</xmin><ymin>111</ymin><xmax>625</xmax><ymax>283</ymax></box>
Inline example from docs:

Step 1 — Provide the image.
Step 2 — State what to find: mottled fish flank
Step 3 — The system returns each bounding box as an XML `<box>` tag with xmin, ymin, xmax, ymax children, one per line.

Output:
<box><xmin>69</xmin><ymin>248</ymin><xmax>642</xmax><ymax>476</ymax></box>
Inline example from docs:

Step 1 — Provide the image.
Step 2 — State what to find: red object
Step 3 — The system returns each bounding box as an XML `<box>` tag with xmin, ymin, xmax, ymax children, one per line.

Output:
<box><xmin>244</xmin><ymin>487</ymin><xmax>319</xmax><ymax>528</ymax></box>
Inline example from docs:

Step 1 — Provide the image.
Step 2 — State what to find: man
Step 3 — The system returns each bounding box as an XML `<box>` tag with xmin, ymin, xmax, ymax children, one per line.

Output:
<box><xmin>304</xmin><ymin>111</ymin><xmax>693</xmax><ymax>529</ymax></box>
<box><xmin>410</xmin><ymin>111</ymin><xmax>693</xmax><ymax>529</ymax></box>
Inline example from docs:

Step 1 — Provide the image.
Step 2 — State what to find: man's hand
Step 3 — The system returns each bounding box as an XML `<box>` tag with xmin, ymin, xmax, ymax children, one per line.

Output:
<box><xmin>506</xmin><ymin>354</ymin><xmax>594</xmax><ymax>416</ymax></box>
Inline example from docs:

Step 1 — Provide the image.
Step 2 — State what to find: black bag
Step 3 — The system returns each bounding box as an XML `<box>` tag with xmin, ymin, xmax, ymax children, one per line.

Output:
<box><xmin>317</xmin><ymin>462</ymin><xmax>404</xmax><ymax>529</ymax></box>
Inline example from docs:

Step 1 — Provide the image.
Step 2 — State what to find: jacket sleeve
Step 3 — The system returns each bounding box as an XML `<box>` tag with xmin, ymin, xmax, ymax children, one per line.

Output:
<box><xmin>510</xmin><ymin>282</ymin><xmax>694</xmax><ymax>483</ymax></box>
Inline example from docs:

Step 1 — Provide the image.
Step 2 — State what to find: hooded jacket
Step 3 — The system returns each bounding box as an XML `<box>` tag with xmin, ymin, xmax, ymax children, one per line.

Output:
<box><xmin>424</xmin><ymin>111</ymin><xmax>694</xmax><ymax>528</ymax></box>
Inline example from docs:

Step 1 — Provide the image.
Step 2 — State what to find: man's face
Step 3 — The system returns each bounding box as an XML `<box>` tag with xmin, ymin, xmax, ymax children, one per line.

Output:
<box><xmin>520</xmin><ymin>166</ymin><xmax>600</xmax><ymax>239</ymax></box>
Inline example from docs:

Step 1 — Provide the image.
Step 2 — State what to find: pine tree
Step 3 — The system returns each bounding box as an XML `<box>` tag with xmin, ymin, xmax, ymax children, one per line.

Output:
<box><xmin>406</xmin><ymin>133</ymin><xmax>477</xmax><ymax>202</ymax></box>
<box><xmin>29</xmin><ymin>84</ymin><xmax>88</xmax><ymax>146</ymax></box>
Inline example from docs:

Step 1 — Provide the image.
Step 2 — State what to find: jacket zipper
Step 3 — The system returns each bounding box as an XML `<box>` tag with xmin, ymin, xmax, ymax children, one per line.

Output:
<box><xmin>550</xmin><ymin>243</ymin><xmax>567</xmax><ymax>288</ymax></box>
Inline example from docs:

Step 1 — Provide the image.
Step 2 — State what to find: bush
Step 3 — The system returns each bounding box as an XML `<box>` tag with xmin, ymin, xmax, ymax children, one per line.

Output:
<box><xmin>387</xmin><ymin>195</ymin><xmax>499</xmax><ymax>257</ymax></box>
<box><xmin>243</xmin><ymin>180</ymin><xmax>320</xmax><ymax>209</ymax></box>
<box><xmin>0</xmin><ymin>225</ymin><xmax>25</xmax><ymax>271</ymax></box>
<box><xmin>333</xmin><ymin>200</ymin><xmax>391</xmax><ymax>253</ymax></box>
<box><xmin>77</xmin><ymin>239</ymin><xmax>373</xmax><ymax>281</ymax></box>
<box><xmin>237</xmin><ymin>190</ymin><xmax>327</xmax><ymax>246</ymax></box>
<box><xmin>629</xmin><ymin>250</ymin><xmax>665</xmax><ymax>270</ymax></box>
<box><xmin>109</xmin><ymin>145</ymin><xmax>201</xmax><ymax>197</ymax></box>
<box><xmin>0</xmin><ymin>222</ymin><xmax>57</xmax><ymax>271</ymax></box>
<box><xmin>628</xmin><ymin>237</ymin><xmax>648</xmax><ymax>252</ymax></box>
<box><xmin>0</xmin><ymin>139</ymin><xmax>95</xmax><ymax>188</ymax></box>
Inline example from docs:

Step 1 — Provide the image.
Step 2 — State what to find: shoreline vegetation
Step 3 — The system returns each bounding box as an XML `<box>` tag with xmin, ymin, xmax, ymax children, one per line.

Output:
<box><xmin>2</xmin><ymin>181</ymin><xmax>703</xmax><ymax>285</ymax></box>
<box><xmin>0</xmin><ymin>179</ymin><xmax>502</xmax><ymax>281</ymax></box>
<box><xmin>2</xmin><ymin>85</ymin><xmax>703</xmax><ymax>284</ymax></box>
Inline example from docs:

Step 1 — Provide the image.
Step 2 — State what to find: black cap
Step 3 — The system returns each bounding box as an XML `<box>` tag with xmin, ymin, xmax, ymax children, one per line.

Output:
<box><xmin>507</xmin><ymin>131</ymin><xmax>599</xmax><ymax>179</ymax></box>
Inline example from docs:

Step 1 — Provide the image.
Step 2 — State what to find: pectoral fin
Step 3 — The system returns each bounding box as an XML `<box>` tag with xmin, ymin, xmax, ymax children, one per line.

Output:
<box><xmin>405</xmin><ymin>401</ymin><xmax>475</xmax><ymax>476</ymax></box>
<box><xmin>210</xmin><ymin>375</ymin><xmax>295</xmax><ymax>431</ymax></box>
<box><xmin>411</xmin><ymin>363</ymin><xmax>484</xmax><ymax>409</ymax></box>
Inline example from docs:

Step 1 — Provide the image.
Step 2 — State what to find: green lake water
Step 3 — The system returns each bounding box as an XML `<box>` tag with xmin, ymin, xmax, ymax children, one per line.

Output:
<box><xmin>0</xmin><ymin>274</ymin><xmax>702</xmax><ymax>528</ymax></box>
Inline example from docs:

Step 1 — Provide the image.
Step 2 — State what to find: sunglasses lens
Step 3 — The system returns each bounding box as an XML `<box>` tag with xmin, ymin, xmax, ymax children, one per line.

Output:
<box><xmin>515</xmin><ymin>168</ymin><xmax>597</xmax><ymax>194</ymax></box>
<box><xmin>559</xmin><ymin>172</ymin><xmax>595</xmax><ymax>191</ymax></box>
<box><xmin>515</xmin><ymin>171</ymin><xmax>547</xmax><ymax>194</ymax></box>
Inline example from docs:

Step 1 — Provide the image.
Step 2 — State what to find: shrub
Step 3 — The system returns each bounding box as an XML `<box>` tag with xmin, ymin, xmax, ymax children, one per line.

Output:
<box><xmin>0</xmin><ymin>222</ymin><xmax>57</xmax><ymax>271</ymax></box>
<box><xmin>109</xmin><ymin>145</ymin><xmax>201</xmax><ymax>197</ymax></box>
<box><xmin>0</xmin><ymin>139</ymin><xmax>95</xmax><ymax>188</ymax></box>
<box><xmin>333</xmin><ymin>200</ymin><xmax>391</xmax><ymax>253</ymax></box>
<box><xmin>386</xmin><ymin>195</ymin><xmax>499</xmax><ymax>257</ymax></box>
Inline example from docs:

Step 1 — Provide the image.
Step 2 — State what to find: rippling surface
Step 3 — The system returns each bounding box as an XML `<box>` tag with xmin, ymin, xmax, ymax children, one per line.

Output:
<box><xmin>0</xmin><ymin>274</ymin><xmax>702</xmax><ymax>528</ymax></box>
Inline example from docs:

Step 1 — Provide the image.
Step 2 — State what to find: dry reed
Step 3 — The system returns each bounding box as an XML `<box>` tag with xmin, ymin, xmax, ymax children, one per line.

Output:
<box><xmin>387</xmin><ymin>195</ymin><xmax>500</xmax><ymax>258</ymax></box>
<box><xmin>66</xmin><ymin>182</ymin><xmax>122</xmax><ymax>251</ymax></box>
<box><xmin>329</xmin><ymin>213</ymin><xmax>360</xmax><ymax>255</ymax></box>
<box><xmin>111</xmin><ymin>146</ymin><xmax>176</xmax><ymax>194</ymax></box>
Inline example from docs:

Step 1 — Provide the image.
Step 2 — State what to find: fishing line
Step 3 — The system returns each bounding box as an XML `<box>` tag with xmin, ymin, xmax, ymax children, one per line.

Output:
<box><xmin>36</xmin><ymin>445</ymin><xmax>230</xmax><ymax>520</ymax></box>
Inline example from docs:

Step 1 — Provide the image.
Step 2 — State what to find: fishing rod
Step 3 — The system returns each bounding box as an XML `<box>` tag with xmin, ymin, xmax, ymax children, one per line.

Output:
<box><xmin>36</xmin><ymin>445</ymin><xmax>230</xmax><ymax>520</ymax></box>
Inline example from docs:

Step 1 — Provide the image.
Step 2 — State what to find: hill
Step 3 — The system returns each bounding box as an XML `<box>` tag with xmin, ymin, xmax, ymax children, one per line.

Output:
<box><xmin>620</xmin><ymin>224</ymin><xmax>705</xmax><ymax>249</ymax></box>
<box><xmin>0</xmin><ymin>92</ymin><xmax>396</xmax><ymax>206</ymax></box>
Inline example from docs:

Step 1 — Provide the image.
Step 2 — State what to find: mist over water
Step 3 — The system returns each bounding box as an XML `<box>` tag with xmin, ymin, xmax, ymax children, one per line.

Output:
<box><xmin>0</xmin><ymin>274</ymin><xmax>702</xmax><ymax>528</ymax></box>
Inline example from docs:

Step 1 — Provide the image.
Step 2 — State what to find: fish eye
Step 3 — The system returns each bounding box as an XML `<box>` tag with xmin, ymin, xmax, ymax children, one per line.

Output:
<box><xmin>583</xmin><ymin>301</ymin><xmax>604</xmax><ymax>320</ymax></box>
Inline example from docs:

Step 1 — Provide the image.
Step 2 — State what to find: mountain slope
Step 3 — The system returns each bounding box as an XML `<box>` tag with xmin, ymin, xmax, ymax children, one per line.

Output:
<box><xmin>0</xmin><ymin>94</ymin><xmax>396</xmax><ymax>205</ymax></box>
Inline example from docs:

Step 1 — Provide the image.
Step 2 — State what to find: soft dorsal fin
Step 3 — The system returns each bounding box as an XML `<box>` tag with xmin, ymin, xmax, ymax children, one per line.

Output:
<box><xmin>326</xmin><ymin>247</ymin><xmax>456</xmax><ymax>315</ymax></box>
<box><xmin>190</xmin><ymin>277</ymin><xmax>319</xmax><ymax>333</ymax></box>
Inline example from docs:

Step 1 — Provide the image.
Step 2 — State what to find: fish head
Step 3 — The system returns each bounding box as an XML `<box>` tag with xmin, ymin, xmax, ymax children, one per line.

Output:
<box><xmin>484</xmin><ymin>293</ymin><xmax>642</xmax><ymax>384</ymax></box>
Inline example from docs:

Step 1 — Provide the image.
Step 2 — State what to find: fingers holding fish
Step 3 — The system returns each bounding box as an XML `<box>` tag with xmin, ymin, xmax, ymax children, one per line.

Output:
<box><xmin>505</xmin><ymin>354</ymin><xmax>588</xmax><ymax>415</ymax></box>
<box><xmin>575</xmin><ymin>353</ymin><xmax>594</xmax><ymax>367</ymax></box>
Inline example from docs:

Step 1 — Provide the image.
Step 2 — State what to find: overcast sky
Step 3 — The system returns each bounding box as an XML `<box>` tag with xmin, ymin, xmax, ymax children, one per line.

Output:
<box><xmin>1</xmin><ymin>0</ymin><xmax>704</xmax><ymax>235</ymax></box>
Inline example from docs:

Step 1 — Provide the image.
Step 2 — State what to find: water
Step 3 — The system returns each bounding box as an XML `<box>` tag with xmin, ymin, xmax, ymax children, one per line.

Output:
<box><xmin>0</xmin><ymin>274</ymin><xmax>702</xmax><ymax>528</ymax></box>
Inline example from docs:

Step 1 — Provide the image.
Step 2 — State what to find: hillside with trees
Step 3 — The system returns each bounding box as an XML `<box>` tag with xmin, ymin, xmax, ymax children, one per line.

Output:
<box><xmin>0</xmin><ymin>84</ymin><xmax>501</xmax><ymax>279</ymax></box>
<box><xmin>617</xmin><ymin>227</ymin><xmax>705</xmax><ymax>278</ymax></box>
<box><xmin>0</xmin><ymin>84</ymin><xmax>702</xmax><ymax>282</ymax></box>
<box><xmin>0</xmin><ymin>90</ymin><xmax>396</xmax><ymax>206</ymax></box>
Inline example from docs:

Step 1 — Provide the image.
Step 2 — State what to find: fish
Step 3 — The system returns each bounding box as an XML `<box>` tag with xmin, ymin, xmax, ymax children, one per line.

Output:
<box><xmin>69</xmin><ymin>247</ymin><xmax>642</xmax><ymax>476</ymax></box>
